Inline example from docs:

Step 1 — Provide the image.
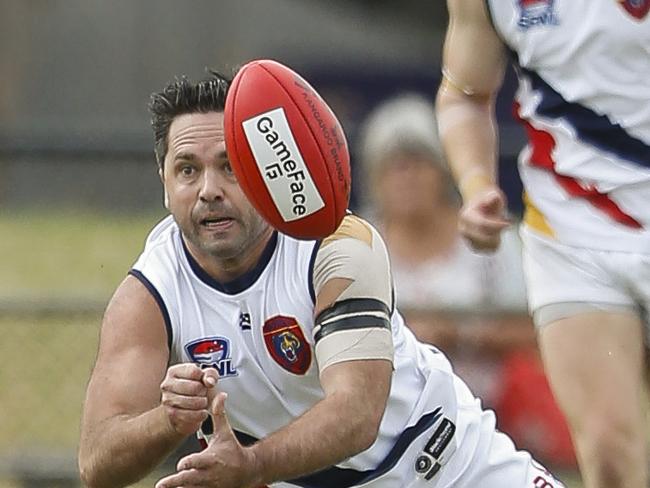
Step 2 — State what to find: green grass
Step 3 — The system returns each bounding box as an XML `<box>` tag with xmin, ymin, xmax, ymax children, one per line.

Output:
<box><xmin>0</xmin><ymin>314</ymin><xmax>100</xmax><ymax>454</ymax></box>
<box><xmin>0</xmin><ymin>210</ymin><xmax>165</xmax><ymax>300</ymax></box>
<box><xmin>0</xmin><ymin>310</ymin><xmax>191</xmax><ymax>487</ymax></box>
<box><xmin>0</xmin><ymin>210</ymin><xmax>168</xmax><ymax>485</ymax></box>
<box><xmin>0</xmin><ymin>475</ymin><xmax>163</xmax><ymax>488</ymax></box>
<box><xmin>0</xmin><ymin>210</ymin><xmax>167</xmax><ymax>455</ymax></box>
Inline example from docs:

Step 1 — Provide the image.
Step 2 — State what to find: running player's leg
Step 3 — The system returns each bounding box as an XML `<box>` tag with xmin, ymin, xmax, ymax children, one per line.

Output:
<box><xmin>539</xmin><ymin>311</ymin><xmax>647</xmax><ymax>488</ymax></box>
<box><xmin>523</xmin><ymin>229</ymin><xmax>648</xmax><ymax>488</ymax></box>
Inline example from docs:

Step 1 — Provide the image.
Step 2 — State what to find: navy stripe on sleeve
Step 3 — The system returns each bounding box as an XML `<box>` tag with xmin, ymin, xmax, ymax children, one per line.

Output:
<box><xmin>128</xmin><ymin>269</ymin><xmax>173</xmax><ymax>351</ymax></box>
<box><xmin>233</xmin><ymin>407</ymin><xmax>442</xmax><ymax>488</ymax></box>
<box><xmin>307</xmin><ymin>239</ymin><xmax>322</xmax><ymax>304</ymax></box>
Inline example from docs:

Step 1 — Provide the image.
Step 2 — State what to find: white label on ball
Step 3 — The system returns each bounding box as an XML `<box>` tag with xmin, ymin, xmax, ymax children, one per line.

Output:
<box><xmin>242</xmin><ymin>107</ymin><xmax>325</xmax><ymax>222</ymax></box>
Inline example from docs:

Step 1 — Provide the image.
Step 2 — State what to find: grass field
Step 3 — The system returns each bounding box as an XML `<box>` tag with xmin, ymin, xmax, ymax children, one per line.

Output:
<box><xmin>0</xmin><ymin>314</ymin><xmax>100</xmax><ymax>453</ymax></box>
<box><xmin>0</xmin><ymin>210</ymin><xmax>165</xmax><ymax>301</ymax></box>
<box><xmin>0</xmin><ymin>210</ymin><xmax>164</xmax><ymax>451</ymax></box>
<box><xmin>0</xmin><ymin>210</ymin><xmax>166</xmax><ymax>486</ymax></box>
<box><xmin>0</xmin><ymin>210</ymin><xmax>584</xmax><ymax>487</ymax></box>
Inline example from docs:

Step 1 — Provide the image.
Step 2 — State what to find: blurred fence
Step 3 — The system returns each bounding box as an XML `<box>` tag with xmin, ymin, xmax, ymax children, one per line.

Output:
<box><xmin>0</xmin><ymin>312</ymin><xmax>100</xmax><ymax>488</ymax></box>
<box><xmin>0</xmin><ymin>208</ymin><xmax>162</xmax><ymax>488</ymax></box>
<box><xmin>0</xmin><ymin>310</ymin><xmax>200</xmax><ymax>488</ymax></box>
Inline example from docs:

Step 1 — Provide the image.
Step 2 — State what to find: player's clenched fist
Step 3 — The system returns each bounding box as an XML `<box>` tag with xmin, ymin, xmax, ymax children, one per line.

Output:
<box><xmin>160</xmin><ymin>363</ymin><xmax>219</xmax><ymax>436</ymax></box>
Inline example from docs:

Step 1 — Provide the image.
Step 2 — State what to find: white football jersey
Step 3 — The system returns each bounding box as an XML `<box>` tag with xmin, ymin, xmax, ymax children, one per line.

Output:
<box><xmin>131</xmin><ymin>216</ymin><xmax>472</xmax><ymax>487</ymax></box>
<box><xmin>487</xmin><ymin>0</ymin><xmax>650</xmax><ymax>251</ymax></box>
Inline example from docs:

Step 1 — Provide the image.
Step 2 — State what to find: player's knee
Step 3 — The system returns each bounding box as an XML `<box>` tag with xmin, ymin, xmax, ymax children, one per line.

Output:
<box><xmin>587</xmin><ymin>453</ymin><xmax>642</xmax><ymax>487</ymax></box>
<box><xmin>577</xmin><ymin>415</ymin><xmax>645</xmax><ymax>478</ymax></box>
<box><xmin>581</xmin><ymin>417</ymin><xmax>636</xmax><ymax>451</ymax></box>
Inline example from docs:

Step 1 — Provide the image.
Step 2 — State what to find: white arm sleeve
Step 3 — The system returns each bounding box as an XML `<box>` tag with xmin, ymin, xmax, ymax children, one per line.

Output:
<box><xmin>312</xmin><ymin>215</ymin><xmax>394</xmax><ymax>373</ymax></box>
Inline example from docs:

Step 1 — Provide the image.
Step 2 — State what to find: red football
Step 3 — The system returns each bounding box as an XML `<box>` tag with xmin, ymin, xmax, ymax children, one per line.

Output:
<box><xmin>224</xmin><ymin>59</ymin><xmax>351</xmax><ymax>240</ymax></box>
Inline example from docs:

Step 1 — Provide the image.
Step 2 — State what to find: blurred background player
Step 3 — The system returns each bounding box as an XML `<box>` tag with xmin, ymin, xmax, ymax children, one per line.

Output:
<box><xmin>436</xmin><ymin>1</ymin><xmax>650</xmax><ymax>487</ymax></box>
<box><xmin>358</xmin><ymin>93</ymin><xmax>574</xmax><ymax>469</ymax></box>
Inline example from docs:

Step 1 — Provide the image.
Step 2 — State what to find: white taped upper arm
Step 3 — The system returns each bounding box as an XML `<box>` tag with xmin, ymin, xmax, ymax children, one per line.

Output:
<box><xmin>312</xmin><ymin>216</ymin><xmax>392</xmax><ymax>308</ymax></box>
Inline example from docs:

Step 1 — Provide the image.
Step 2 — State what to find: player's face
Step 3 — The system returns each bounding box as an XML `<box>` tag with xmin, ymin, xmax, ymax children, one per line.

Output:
<box><xmin>161</xmin><ymin>111</ymin><xmax>270</xmax><ymax>261</ymax></box>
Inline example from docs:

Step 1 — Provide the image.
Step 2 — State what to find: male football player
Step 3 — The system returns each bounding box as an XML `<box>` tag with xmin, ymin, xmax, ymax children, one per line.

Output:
<box><xmin>79</xmin><ymin>71</ymin><xmax>563</xmax><ymax>488</ymax></box>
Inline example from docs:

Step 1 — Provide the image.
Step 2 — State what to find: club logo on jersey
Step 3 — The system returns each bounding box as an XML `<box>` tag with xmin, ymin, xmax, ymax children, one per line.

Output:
<box><xmin>517</xmin><ymin>0</ymin><xmax>559</xmax><ymax>29</ymax></box>
<box><xmin>185</xmin><ymin>336</ymin><xmax>238</xmax><ymax>378</ymax></box>
<box><xmin>263</xmin><ymin>315</ymin><xmax>312</xmax><ymax>375</ymax></box>
<box><xmin>618</xmin><ymin>0</ymin><xmax>650</xmax><ymax>19</ymax></box>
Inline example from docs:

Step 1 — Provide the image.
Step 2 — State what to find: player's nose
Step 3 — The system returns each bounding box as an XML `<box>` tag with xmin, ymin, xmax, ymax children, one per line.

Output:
<box><xmin>198</xmin><ymin>168</ymin><xmax>225</xmax><ymax>202</ymax></box>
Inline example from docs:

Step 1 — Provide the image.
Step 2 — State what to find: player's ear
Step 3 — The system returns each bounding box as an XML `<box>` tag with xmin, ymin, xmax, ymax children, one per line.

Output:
<box><xmin>163</xmin><ymin>189</ymin><xmax>170</xmax><ymax>210</ymax></box>
<box><xmin>159</xmin><ymin>166</ymin><xmax>170</xmax><ymax>210</ymax></box>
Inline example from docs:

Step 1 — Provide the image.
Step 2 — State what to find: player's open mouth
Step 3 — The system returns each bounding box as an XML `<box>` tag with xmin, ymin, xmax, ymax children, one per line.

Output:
<box><xmin>201</xmin><ymin>217</ymin><xmax>234</xmax><ymax>230</ymax></box>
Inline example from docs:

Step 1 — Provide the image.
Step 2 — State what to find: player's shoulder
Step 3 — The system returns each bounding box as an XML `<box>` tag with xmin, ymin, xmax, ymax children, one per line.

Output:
<box><xmin>144</xmin><ymin>214</ymin><xmax>177</xmax><ymax>245</ymax></box>
<box><xmin>314</xmin><ymin>214</ymin><xmax>390</xmax><ymax>274</ymax></box>
<box><xmin>132</xmin><ymin>214</ymin><xmax>180</xmax><ymax>274</ymax></box>
<box><xmin>321</xmin><ymin>213</ymin><xmax>380</xmax><ymax>248</ymax></box>
<box><xmin>138</xmin><ymin>215</ymin><xmax>178</xmax><ymax>256</ymax></box>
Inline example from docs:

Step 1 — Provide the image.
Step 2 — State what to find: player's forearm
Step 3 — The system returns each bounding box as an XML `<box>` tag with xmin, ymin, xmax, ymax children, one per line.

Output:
<box><xmin>436</xmin><ymin>84</ymin><xmax>500</xmax><ymax>201</ymax></box>
<box><xmin>79</xmin><ymin>406</ymin><xmax>186</xmax><ymax>488</ymax></box>
<box><xmin>247</xmin><ymin>390</ymin><xmax>384</xmax><ymax>486</ymax></box>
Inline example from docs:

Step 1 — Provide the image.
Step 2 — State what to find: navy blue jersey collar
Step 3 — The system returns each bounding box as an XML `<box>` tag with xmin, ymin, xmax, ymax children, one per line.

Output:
<box><xmin>182</xmin><ymin>231</ymin><xmax>279</xmax><ymax>294</ymax></box>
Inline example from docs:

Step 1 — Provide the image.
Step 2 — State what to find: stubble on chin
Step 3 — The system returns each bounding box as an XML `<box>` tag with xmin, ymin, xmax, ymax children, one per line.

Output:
<box><xmin>194</xmin><ymin>229</ymin><xmax>239</xmax><ymax>259</ymax></box>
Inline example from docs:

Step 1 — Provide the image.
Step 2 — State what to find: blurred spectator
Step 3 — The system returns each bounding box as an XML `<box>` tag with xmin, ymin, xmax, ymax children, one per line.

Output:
<box><xmin>357</xmin><ymin>94</ymin><xmax>575</xmax><ymax>469</ymax></box>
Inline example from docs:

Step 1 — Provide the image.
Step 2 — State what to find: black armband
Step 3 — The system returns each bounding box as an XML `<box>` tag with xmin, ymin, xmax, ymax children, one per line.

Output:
<box><xmin>314</xmin><ymin>298</ymin><xmax>391</xmax><ymax>343</ymax></box>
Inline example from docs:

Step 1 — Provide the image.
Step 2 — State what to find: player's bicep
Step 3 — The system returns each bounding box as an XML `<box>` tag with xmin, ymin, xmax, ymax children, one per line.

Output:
<box><xmin>82</xmin><ymin>275</ymin><xmax>169</xmax><ymax>424</ymax></box>
<box><xmin>442</xmin><ymin>0</ymin><xmax>507</xmax><ymax>98</ymax></box>
<box><xmin>312</xmin><ymin>216</ymin><xmax>394</xmax><ymax>374</ymax></box>
<box><xmin>319</xmin><ymin>358</ymin><xmax>392</xmax><ymax>410</ymax></box>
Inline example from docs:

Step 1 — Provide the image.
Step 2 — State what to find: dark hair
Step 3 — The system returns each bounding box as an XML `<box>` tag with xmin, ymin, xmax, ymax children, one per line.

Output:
<box><xmin>149</xmin><ymin>69</ymin><xmax>232</xmax><ymax>168</ymax></box>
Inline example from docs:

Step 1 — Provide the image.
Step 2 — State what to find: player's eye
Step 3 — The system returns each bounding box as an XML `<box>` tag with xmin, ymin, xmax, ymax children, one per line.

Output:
<box><xmin>180</xmin><ymin>164</ymin><xmax>196</xmax><ymax>177</ymax></box>
<box><xmin>224</xmin><ymin>161</ymin><xmax>235</xmax><ymax>176</ymax></box>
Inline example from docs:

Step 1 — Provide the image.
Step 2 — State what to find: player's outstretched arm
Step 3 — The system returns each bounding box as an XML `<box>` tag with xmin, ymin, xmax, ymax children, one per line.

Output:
<box><xmin>78</xmin><ymin>275</ymin><xmax>217</xmax><ymax>488</ymax></box>
<box><xmin>155</xmin><ymin>216</ymin><xmax>394</xmax><ymax>488</ymax></box>
<box><xmin>436</xmin><ymin>0</ymin><xmax>510</xmax><ymax>252</ymax></box>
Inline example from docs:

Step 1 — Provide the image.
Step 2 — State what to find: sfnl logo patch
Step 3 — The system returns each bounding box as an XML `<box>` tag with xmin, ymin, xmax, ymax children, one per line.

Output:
<box><xmin>263</xmin><ymin>315</ymin><xmax>312</xmax><ymax>375</ymax></box>
<box><xmin>517</xmin><ymin>0</ymin><xmax>560</xmax><ymax>29</ymax></box>
<box><xmin>242</xmin><ymin>107</ymin><xmax>325</xmax><ymax>222</ymax></box>
<box><xmin>185</xmin><ymin>336</ymin><xmax>238</xmax><ymax>378</ymax></box>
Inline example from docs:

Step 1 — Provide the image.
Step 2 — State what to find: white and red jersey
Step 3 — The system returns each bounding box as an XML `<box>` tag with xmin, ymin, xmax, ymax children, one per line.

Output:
<box><xmin>486</xmin><ymin>0</ymin><xmax>650</xmax><ymax>251</ymax></box>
